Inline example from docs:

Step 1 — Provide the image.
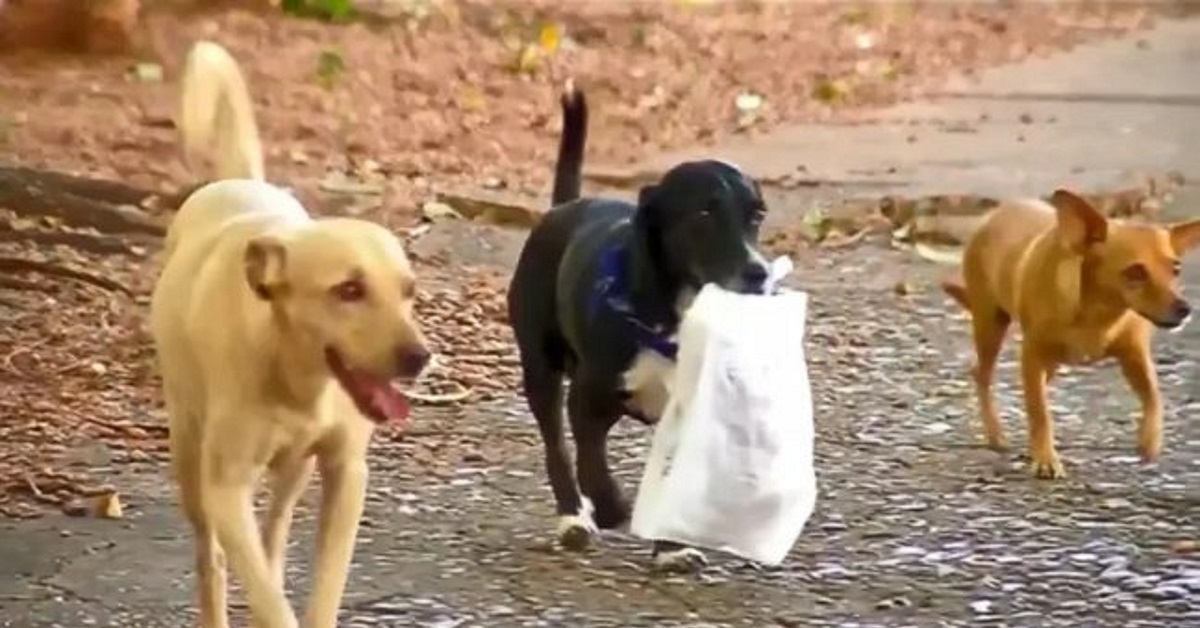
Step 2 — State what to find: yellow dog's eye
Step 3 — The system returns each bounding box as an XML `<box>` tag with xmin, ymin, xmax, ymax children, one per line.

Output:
<box><xmin>1172</xmin><ymin>262</ymin><xmax>1182</xmax><ymax>277</ymax></box>
<box><xmin>331</xmin><ymin>279</ymin><xmax>367</xmax><ymax>302</ymax></box>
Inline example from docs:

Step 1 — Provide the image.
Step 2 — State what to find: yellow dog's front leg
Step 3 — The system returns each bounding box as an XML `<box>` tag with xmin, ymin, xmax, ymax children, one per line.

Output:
<box><xmin>203</xmin><ymin>450</ymin><xmax>298</xmax><ymax>628</ymax></box>
<box><xmin>302</xmin><ymin>454</ymin><xmax>369</xmax><ymax>628</ymax></box>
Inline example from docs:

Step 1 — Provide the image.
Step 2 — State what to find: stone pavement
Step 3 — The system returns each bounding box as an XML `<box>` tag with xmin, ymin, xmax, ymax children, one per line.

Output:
<box><xmin>3</xmin><ymin>16</ymin><xmax>1200</xmax><ymax>628</ymax></box>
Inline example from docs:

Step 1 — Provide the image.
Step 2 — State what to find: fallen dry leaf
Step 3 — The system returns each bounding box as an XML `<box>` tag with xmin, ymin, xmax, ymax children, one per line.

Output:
<box><xmin>420</xmin><ymin>201</ymin><xmax>464</xmax><ymax>222</ymax></box>
<box><xmin>910</xmin><ymin>241</ymin><xmax>963</xmax><ymax>266</ymax></box>
<box><xmin>435</xmin><ymin>188</ymin><xmax>545</xmax><ymax>228</ymax></box>
<box><xmin>92</xmin><ymin>491</ymin><xmax>123</xmax><ymax>519</ymax></box>
<box><xmin>1170</xmin><ymin>539</ymin><xmax>1197</xmax><ymax>554</ymax></box>
<box><xmin>537</xmin><ymin>22</ymin><xmax>562</xmax><ymax>54</ymax></box>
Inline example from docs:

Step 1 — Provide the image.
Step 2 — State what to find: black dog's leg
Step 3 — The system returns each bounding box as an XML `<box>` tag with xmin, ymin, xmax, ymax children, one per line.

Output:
<box><xmin>570</xmin><ymin>375</ymin><xmax>707</xmax><ymax>573</ymax></box>
<box><xmin>651</xmin><ymin>540</ymin><xmax>709</xmax><ymax>574</ymax></box>
<box><xmin>522</xmin><ymin>361</ymin><xmax>591</xmax><ymax>551</ymax></box>
<box><xmin>567</xmin><ymin>374</ymin><xmax>629</xmax><ymax>531</ymax></box>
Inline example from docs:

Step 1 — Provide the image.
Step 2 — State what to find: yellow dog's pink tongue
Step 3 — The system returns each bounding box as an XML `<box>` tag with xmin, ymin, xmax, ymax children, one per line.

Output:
<box><xmin>368</xmin><ymin>383</ymin><xmax>411</xmax><ymax>424</ymax></box>
<box><xmin>346</xmin><ymin>372</ymin><xmax>410</xmax><ymax>424</ymax></box>
<box><xmin>328</xmin><ymin>349</ymin><xmax>411</xmax><ymax>424</ymax></box>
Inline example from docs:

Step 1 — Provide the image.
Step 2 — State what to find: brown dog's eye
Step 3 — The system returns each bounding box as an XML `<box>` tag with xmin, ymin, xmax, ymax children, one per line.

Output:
<box><xmin>1172</xmin><ymin>262</ymin><xmax>1182</xmax><ymax>277</ymax></box>
<box><xmin>331</xmin><ymin>279</ymin><xmax>367</xmax><ymax>302</ymax></box>
<box><xmin>1122</xmin><ymin>264</ymin><xmax>1149</xmax><ymax>284</ymax></box>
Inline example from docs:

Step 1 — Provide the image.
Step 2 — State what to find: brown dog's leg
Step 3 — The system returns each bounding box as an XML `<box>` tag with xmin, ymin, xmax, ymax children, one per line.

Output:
<box><xmin>1020</xmin><ymin>343</ymin><xmax>1065</xmax><ymax>479</ymax></box>
<box><xmin>970</xmin><ymin>308</ymin><xmax>1011</xmax><ymax>451</ymax></box>
<box><xmin>1112</xmin><ymin>337</ymin><xmax>1163</xmax><ymax>462</ymax></box>
<box><xmin>261</xmin><ymin>456</ymin><xmax>315</xmax><ymax>588</ymax></box>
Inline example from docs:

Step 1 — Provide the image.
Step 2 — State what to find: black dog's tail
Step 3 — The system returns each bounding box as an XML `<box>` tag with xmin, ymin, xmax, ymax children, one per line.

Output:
<box><xmin>551</xmin><ymin>79</ymin><xmax>588</xmax><ymax>207</ymax></box>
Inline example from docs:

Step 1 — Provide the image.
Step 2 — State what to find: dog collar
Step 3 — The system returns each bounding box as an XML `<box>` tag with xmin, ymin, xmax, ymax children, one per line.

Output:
<box><xmin>588</xmin><ymin>245</ymin><xmax>679</xmax><ymax>360</ymax></box>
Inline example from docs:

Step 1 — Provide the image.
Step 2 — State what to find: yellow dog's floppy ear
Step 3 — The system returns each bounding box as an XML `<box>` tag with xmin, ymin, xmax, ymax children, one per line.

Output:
<box><xmin>1169</xmin><ymin>219</ymin><xmax>1200</xmax><ymax>255</ymax></box>
<box><xmin>1049</xmin><ymin>188</ymin><xmax>1108</xmax><ymax>253</ymax></box>
<box><xmin>244</xmin><ymin>235</ymin><xmax>289</xmax><ymax>300</ymax></box>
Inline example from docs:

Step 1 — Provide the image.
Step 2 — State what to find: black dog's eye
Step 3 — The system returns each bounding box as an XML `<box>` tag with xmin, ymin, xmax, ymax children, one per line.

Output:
<box><xmin>1122</xmin><ymin>264</ymin><xmax>1149</xmax><ymax>284</ymax></box>
<box><xmin>331</xmin><ymin>279</ymin><xmax>367</xmax><ymax>302</ymax></box>
<box><xmin>750</xmin><ymin>205</ymin><xmax>766</xmax><ymax>225</ymax></box>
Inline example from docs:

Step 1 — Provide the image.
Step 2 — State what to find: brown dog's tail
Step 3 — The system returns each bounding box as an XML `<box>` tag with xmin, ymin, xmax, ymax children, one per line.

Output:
<box><xmin>179</xmin><ymin>40</ymin><xmax>264</xmax><ymax>182</ymax></box>
<box><xmin>941</xmin><ymin>276</ymin><xmax>971</xmax><ymax>312</ymax></box>
<box><xmin>550</xmin><ymin>79</ymin><xmax>588</xmax><ymax>207</ymax></box>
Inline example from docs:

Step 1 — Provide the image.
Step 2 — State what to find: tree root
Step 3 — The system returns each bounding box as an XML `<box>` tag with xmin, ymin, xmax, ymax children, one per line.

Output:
<box><xmin>0</xmin><ymin>257</ymin><xmax>134</xmax><ymax>296</ymax></box>
<box><xmin>0</xmin><ymin>275</ymin><xmax>47</xmax><ymax>293</ymax></box>
<box><xmin>0</xmin><ymin>226</ymin><xmax>146</xmax><ymax>257</ymax></box>
<box><xmin>0</xmin><ymin>167</ymin><xmax>166</xmax><ymax>237</ymax></box>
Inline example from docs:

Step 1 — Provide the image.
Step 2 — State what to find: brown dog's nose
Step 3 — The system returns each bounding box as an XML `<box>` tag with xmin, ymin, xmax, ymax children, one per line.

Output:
<box><xmin>396</xmin><ymin>346</ymin><xmax>431</xmax><ymax>379</ymax></box>
<box><xmin>1168</xmin><ymin>299</ymin><xmax>1192</xmax><ymax>325</ymax></box>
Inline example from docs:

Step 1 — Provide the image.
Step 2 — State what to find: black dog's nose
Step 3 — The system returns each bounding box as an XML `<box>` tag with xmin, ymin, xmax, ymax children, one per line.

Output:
<box><xmin>741</xmin><ymin>262</ymin><xmax>769</xmax><ymax>292</ymax></box>
<box><xmin>396</xmin><ymin>346</ymin><xmax>431</xmax><ymax>379</ymax></box>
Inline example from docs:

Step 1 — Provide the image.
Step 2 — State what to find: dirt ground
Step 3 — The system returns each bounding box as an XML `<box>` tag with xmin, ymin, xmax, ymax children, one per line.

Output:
<box><xmin>1</xmin><ymin>2</ymin><xmax>1198</xmax><ymax>626</ymax></box>
<box><xmin>1</xmin><ymin>1</ymin><xmax>1158</xmax><ymax>215</ymax></box>
<box><xmin>0</xmin><ymin>0</ymin><xmax>1169</xmax><ymax>518</ymax></box>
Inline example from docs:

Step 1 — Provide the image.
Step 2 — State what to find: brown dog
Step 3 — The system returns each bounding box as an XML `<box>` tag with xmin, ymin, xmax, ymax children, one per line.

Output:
<box><xmin>943</xmin><ymin>189</ymin><xmax>1200</xmax><ymax>479</ymax></box>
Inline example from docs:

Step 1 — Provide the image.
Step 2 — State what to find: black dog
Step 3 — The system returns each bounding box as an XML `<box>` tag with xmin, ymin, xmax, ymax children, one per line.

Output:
<box><xmin>506</xmin><ymin>82</ymin><xmax>771</xmax><ymax>573</ymax></box>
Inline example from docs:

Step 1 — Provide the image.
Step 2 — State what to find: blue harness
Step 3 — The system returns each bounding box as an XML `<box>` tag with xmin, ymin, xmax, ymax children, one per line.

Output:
<box><xmin>587</xmin><ymin>245</ymin><xmax>679</xmax><ymax>360</ymax></box>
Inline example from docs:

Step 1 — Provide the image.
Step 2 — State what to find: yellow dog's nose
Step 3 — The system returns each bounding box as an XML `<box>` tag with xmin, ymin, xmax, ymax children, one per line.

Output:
<box><xmin>396</xmin><ymin>345</ymin><xmax>431</xmax><ymax>379</ymax></box>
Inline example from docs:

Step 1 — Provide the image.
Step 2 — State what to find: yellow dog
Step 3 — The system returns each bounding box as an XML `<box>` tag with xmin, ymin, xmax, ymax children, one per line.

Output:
<box><xmin>151</xmin><ymin>40</ymin><xmax>431</xmax><ymax>628</ymax></box>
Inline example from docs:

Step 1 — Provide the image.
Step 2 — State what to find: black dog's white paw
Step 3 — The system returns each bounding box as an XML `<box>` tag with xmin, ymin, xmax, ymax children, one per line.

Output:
<box><xmin>652</xmin><ymin>547</ymin><xmax>709</xmax><ymax>574</ymax></box>
<box><xmin>556</xmin><ymin>513</ymin><xmax>597</xmax><ymax>552</ymax></box>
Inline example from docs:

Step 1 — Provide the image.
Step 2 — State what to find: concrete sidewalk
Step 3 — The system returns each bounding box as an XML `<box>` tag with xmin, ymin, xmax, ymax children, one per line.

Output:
<box><xmin>595</xmin><ymin>18</ymin><xmax>1200</xmax><ymax>203</ymax></box>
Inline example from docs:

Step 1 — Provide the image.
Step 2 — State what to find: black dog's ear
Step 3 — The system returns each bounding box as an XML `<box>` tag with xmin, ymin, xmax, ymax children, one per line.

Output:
<box><xmin>629</xmin><ymin>184</ymin><xmax>673</xmax><ymax>325</ymax></box>
<box><xmin>636</xmin><ymin>183</ymin><xmax>658</xmax><ymax>208</ymax></box>
<box><xmin>631</xmin><ymin>184</ymin><xmax>660</xmax><ymax>298</ymax></box>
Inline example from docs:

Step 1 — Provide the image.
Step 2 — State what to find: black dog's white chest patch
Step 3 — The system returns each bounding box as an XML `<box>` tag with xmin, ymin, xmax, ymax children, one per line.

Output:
<box><xmin>620</xmin><ymin>348</ymin><xmax>676</xmax><ymax>422</ymax></box>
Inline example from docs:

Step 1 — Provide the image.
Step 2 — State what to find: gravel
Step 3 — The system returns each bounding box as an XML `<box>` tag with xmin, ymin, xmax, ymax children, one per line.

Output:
<box><xmin>1</xmin><ymin>241</ymin><xmax>1195</xmax><ymax>627</ymax></box>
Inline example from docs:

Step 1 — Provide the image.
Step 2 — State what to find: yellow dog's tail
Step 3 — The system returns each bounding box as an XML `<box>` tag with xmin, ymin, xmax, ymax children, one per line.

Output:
<box><xmin>179</xmin><ymin>40</ymin><xmax>264</xmax><ymax>182</ymax></box>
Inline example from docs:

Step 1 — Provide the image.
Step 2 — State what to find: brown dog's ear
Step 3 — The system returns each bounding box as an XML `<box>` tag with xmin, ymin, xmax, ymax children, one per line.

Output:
<box><xmin>1049</xmin><ymin>189</ymin><xmax>1108</xmax><ymax>252</ymax></box>
<box><xmin>244</xmin><ymin>235</ymin><xmax>289</xmax><ymax>301</ymax></box>
<box><xmin>1169</xmin><ymin>219</ymin><xmax>1200</xmax><ymax>254</ymax></box>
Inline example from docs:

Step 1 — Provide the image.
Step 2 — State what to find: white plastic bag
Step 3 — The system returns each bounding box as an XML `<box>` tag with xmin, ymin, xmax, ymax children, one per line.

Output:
<box><xmin>630</xmin><ymin>278</ymin><xmax>815</xmax><ymax>566</ymax></box>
